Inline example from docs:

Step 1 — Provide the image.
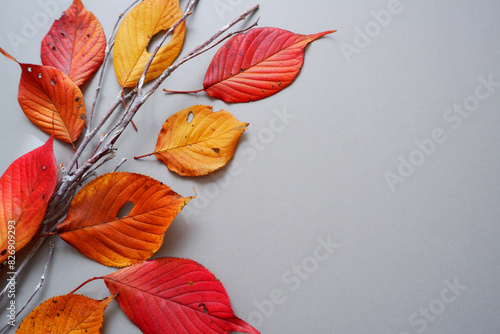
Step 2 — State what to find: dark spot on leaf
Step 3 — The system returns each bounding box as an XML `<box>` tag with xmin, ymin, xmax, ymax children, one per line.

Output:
<box><xmin>52</xmin><ymin>299</ymin><xmax>57</xmax><ymax>303</ymax></box>
<box><xmin>199</xmin><ymin>303</ymin><xmax>208</xmax><ymax>313</ymax></box>
<box><xmin>212</xmin><ymin>148</ymin><xmax>220</xmax><ymax>153</ymax></box>
<box><xmin>75</xmin><ymin>97</ymin><xmax>81</xmax><ymax>102</ymax></box>
<box><xmin>60</xmin><ymin>32</ymin><xmax>66</xmax><ymax>37</ymax></box>
<box><xmin>42</xmin><ymin>195</ymin><xmax>45</xmax><ymax>200</ymax></box>
<box><xmin>0</xmin><ymin>250</ymin><xmax>6</xmax><ymax>256</ymax></box>
<box><xmin>188</xmin><ymin>281</ymin><xmax>194</xmax><ymax>286</ymax></box>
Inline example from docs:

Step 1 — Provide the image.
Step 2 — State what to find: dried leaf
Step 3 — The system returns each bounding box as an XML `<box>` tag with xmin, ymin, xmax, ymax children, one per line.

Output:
<box><xmin>103</xmin><ymin>257</ymin><xmax>260</xmax><ymax>334</ymax></box>
<box><xmin>203</xmin><ymin>27</ymin><xmax>335</xmax><ymax>103</ymax></box>
<box><xmin>58</xmin><ymin>172</ymin><xmax>192</xmax><ymax>267</ymax></box>
<box><xmin>41</xmin><ymin>0</ymin><xmax>106</xmax><ymax>86</ymax></box>
<box><xmin>16</xmin><ymin>294</ymin><xmax>113</xmax><ymax>334</ymax></box>
<box><xmin>0</xmin><ymin>136</ymin><xmax>57</xmax><ymax>263</ymax></box>
<box><xmin>139</xmin><ymin>105</ymin><xmax>248</xmax><ymax>177</ymax></box>
<box><xmin>113</xmin><ymin>0</ymin><xmax>185</xmax><ymax>87</ymax></box>
<box><xmin>0</xmin><ymin>47</ymin><xmax>86</xmax><ymax>144</ymax></box>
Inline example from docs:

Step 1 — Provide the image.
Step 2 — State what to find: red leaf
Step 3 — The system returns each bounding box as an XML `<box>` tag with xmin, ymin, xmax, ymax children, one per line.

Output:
<box><xmin>0</xmin><ymin>136</ymin><xmax>58</xmax><ymax>263</ymax></box>
<box><xmin>41</xmin><ymin>0</ymin><xmax>106</xmax><ymax>86</ymax></box>
<box><xmin>203</xmin><ymin>27</ymin><xmax>335</xmax><ymax>103</ymax></box>
<box><xmin>103</xmin><ymin>257</ymin><xmax>260</xmax><ymax>334</ymax></box>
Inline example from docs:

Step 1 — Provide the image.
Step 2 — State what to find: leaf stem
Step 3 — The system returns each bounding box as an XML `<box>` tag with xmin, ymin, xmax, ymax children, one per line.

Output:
<box><xmin>163</xmin><ymin>88</ymin><xmax>204</xmax><ymax>94</ymax></box>
<box><xmin>68</xmin><ymin>276</ymin><xmax>104</xmax><ymax>295</ymax></box>
<box><xmin>134</xmin><ymin>152</ymin><xmax>155</xmax><ymax>160</ymax></box>
<box><xmin>0</xmin><ymin>242</ymin><xmax>55</xmax><ymax>333</ymax></box>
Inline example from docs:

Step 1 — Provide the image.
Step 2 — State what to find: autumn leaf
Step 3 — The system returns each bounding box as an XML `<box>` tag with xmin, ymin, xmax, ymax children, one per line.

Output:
<box><xmin>113</xmin><ymin>0</ymin><xmax>185</xmax><ymax>87</ymax></box>
<box><xmin>16</xmin><ymin>294</ymin><xmax>113</xmax><ymax>334</ymax></box>
<box><xmin>135</xmin><ymin>105</ymin><xmax>248</xmax><ymax>177</ymax></box>
<box><xmin>57</xmin><ymin>172</ymin><xmax>192</xmax><ymax>267</ymax></box>
<box><xmin>103</xmin><ymin>257</ymin><xmax>260</xmax><ymax>334</ymax></box>
<box><xmin>0</xmin><ymin>48</ymin><xmax>86</xmax><ymax>144</ymax></box>
<box><xmin>0</xmin><ymin>136</ymin><xmax>57</xmax><ymax>263</ymax></box>
<box><xmin>203</xmin><ymin>27</ymin><xmax>335</xmax><ymax>103</ymax></box>
<box><xmin>41</xmin><ymin>0</ymin><xmax>106</xmax><ymax>87</ymax></box>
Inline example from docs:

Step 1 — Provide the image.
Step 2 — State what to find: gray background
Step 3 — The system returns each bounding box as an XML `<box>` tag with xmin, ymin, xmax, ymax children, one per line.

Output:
<box><xmin>1</xmin><ymin>0</ymin><xmax>500</xmax><ymax>333</ymax></box>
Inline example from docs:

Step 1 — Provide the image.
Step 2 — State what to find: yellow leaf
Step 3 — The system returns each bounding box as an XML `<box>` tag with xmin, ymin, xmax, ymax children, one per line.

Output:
<box><xmin>16</xmin><ymin>294</ymin><xmax>113</xmax><ymax>334</ymax></box>
<box><xmin>137</xmin><ymin>105</ymin><xmax>248</xmax><ymax>177</ymax></box>
<box><xmin>113</xmin><ymin>0</ymin><xmax>185</xmax><ymax>87</ymax></box>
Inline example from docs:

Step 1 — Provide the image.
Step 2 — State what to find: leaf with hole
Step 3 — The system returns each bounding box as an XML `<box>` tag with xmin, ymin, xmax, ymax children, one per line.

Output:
<box><xmin>0</xmin><ymin>48</ymin><xmax>86</xmax><ymax>144</ymax></box>
<box><xmin>113</xmin><ymin>0</ymin><xmax>185</xmax><ymax>87</ymax></box>
<box><xmin>41</xmin><ymin>0</ymin><xmax>106</xmax><ymax>87</ymax></box>
<box><xmin>57</xmin><ymin>172</ymin><xmax>192</xmax><ymax>267</ymax></box>
<box><xmin>103</xmin><ymin>257</ymin><xmax>260</xmax><ymax>334</ymax></box>
<box><xmin>16</xmin><ymin>294</ymin><xmax>113</xmax><ymax>334</ymax></box>
<box><xmin>203</xmin><ymin>27</ymin><xmax>335</xmax><ymax>103</ymax></box>
<box><xmin>0</xmin><ymin>136</ymin><xmax>57</xmax><ymax>263</ymax></box>
<box><xmin>135</xmin><ymin>105</ymin><xmax>248</xmax><ymax>177</ymax></box>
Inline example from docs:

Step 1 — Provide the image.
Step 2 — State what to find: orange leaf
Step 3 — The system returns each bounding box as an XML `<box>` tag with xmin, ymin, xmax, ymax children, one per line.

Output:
<box><xmin>18</xmin><ymin>63</ymin><xmax>86</xmax><ymax>143</ymax></box>
<box><xmin>203</xmin><ymin>27</ymin><xmax>335</xmax><ymax>103</ymax></box>
<box><xmin>57</xmin><ymin>172</ymin><xmax>192</xmax><ymax>267</ymax></box>
<box><xmin>16</xmin><ymin>294</ymin><xmax>113</xmax><ymax>334</ymax></box>
<box><xmin>0</xmin><ymin>47</ymin><xmax>86</xmax><ymax>143</ymax></box>
<box><xmin>41</xmin><ymin>0</ymin><xmax>106</xmax><ymax>86</ymax></box>
<box><xmin>113</xmin><ymin>0</ymin><xmax>185</xmax><ymax>87</ymax></box>
<box><xmin>0</xmin><ymin>136</ymin><xmax>57</xmax><ymax>263</ymax></box>
<box><xmin>137</xmin><ymin>105</ymin><xmax>248</xmax><ymax>177</ymax></box>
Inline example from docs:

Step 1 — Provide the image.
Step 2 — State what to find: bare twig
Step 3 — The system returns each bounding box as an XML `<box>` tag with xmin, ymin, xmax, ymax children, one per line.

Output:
<box><xmin>87</xmin><ymin>0</ymin><xmax>141</xmax><ymax>128</ymax></box>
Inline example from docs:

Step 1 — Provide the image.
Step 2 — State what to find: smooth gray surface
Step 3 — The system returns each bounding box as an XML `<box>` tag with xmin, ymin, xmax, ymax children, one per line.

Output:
<box><xmin>1</xmin><ymin>0</ymin><xmax>500</xmax><ymax>333</ymax></box>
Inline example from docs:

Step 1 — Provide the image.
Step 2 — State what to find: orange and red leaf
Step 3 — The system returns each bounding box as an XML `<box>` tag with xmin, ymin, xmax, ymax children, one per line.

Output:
<box><xmin>41</xmin><ymin>0</ymin><xmax>106</xmax><ymax>87</ymax></box>
<box><xmin>203</xmin><ymin>27</ymin><xmax>335</xmax><ymax>103</ymax></box>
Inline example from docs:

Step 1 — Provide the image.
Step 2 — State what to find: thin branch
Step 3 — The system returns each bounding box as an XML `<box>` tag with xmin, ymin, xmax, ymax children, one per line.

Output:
<box><xmin>87</xmin><ymin>0</ymin><xmax>141</xmax><ymax>128</ymax></box>
<box><xmin>0</xmin><ymin>242</ymin><xmax>54</xmax><ymax>333</ymax></box>
<box><xmin>136</xmin><ymin>0</ymin><xmax>198</xmax><ymax>95</ymax></box>
<box><xmin>141</xmin><ymin>3</ymin><xmax>260</xmax><ymax>103</ymax></box>
<box><xmin>112</xmin><ymin>158</ymin><xmax>128</xmax><ymax>172</ymax></box>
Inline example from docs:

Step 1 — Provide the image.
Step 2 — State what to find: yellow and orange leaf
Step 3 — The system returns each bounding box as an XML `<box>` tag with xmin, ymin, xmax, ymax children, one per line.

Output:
<box><xmin>0</xmin><ymin>47</ymin><xmax>86</xmax><ymax>144</ymax></box>
<box><xmin>113</xmin><ymin>0</ymin><xmax>185</xmax><ymax>87</ymax></box>
<box><xmin>138</xmin><ymin>105</ymin><xmax>248</xmax><ymax>177</ymax></box>
<box><xmin>57</xmin><ymin>172</ymin><xmax>192</xmax><ymax>267</ymax></box>
<box><xmin>16</xmin><ymin>294</ymin><xmax>113</xmax><ymax>334</ymax></box>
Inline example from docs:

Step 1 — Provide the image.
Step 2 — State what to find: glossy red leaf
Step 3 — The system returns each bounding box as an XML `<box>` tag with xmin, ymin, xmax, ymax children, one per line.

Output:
<box><xmin>0</xmin><ymin>136</ymin><xmax>58</xmax><ymax>263</ymax></box>
<box><xmin>203</xmin><ymin>27</ymin><xmax>335</xmax><ymax>103</ymax></box>
<box><xmin>41</xmin><ymin>0</ymin><xmax>106</xmax><ymax>86</ymax></box>
<box><xmin>103</xmin><ymin>257</ymin><xmax>260</xmax><ymax>334</ymax></box>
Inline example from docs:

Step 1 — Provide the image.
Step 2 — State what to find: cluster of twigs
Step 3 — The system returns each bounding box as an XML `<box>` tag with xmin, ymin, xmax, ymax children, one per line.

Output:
<box><xmin>0</xmin><ymin>0</ymin><xmax>259</xmax><ymax>331</ymax></box>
